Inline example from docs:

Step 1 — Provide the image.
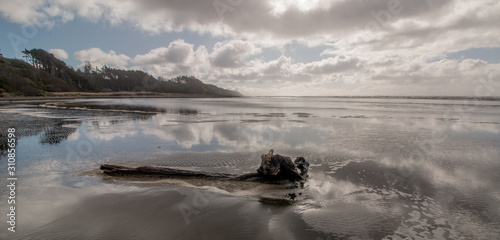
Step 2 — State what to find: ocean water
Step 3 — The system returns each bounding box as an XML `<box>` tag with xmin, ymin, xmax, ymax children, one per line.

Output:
<box><xmin>0</xmin><ymin>97</ymin><xmax>499</xmax><ymax>239</ymax></box>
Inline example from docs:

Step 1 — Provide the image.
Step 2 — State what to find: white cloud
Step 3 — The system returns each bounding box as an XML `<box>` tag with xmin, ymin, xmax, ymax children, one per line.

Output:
<box><xmin>260</xmin><ymin>56</ymin><xmax>292</xmax><ymax>76</ymax></box>
<box><xmin>209</xmin><ymin>40</ymin><xmax>261</xmax><ymax>68</ymax></box>
<box><xmin>48</xmin><ymin>48</ymin><xmax>68</xmax><ymax>59</ymax></box>
<box><xmin>300</xmin><ymin>56</ymin><xmax>361</xmax><ymax>75</ymax></box>
<box><xmin>74</xmin><ymin>48</ymin><xmax>130</xmax><ymax>68</ymax></box>
<box><xmin>0</xmin><ymin>0</ymin><xmax>52</xmax><ymax>27</ymax></box>
<box><xmin>133</xmin><ymin>41</ymin><xmax>209</xmax><ymax>79</ymax></box>
<box><xmin>133</xmin><ymin>39</ymin><xmax>194</xmax><ymax>65</ymax></box>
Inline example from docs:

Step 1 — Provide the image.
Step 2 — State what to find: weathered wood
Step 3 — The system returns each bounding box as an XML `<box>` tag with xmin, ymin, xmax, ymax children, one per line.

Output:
<box><xmin>100</xmin><ymin>164</ymin><xmax>278</xmax><ymax>183</ymax></box>
<box><xmin>294</xmin><ymin>157</ymin><xmax>309</xmax><ymax>178</ymax></box>
<box><xmin>101</xmin><ymin>164</ymin><xmax>234</xmax><ymax>179</ymax></box>
<box><xmin>257</xmin><ymin>149</ymin><xmax>307</xmax><ymax>182</ymax></box>
<box><xmin>100</xmin><ymin>150</ymin><xmax>309</xmax><ymax>183</ymax></box>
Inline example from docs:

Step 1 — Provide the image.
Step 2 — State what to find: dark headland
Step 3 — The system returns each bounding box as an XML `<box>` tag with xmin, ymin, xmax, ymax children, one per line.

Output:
<box><xmin>0</xmin><ymin>48</ymin><xmax>242</xmax><ymax>99</ymax></box>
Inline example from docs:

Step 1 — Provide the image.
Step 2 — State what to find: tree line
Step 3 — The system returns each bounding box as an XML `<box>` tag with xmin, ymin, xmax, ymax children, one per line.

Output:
<box><xmin>0</xmin><ymin>48</ymin><xmax>240</xmax><ymax>97</ymax></box>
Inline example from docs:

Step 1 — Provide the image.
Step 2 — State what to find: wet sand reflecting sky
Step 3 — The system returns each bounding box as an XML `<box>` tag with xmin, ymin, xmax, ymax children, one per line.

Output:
<box><xmin>1</xmin><ymin>97</ymin><xmax>499</xmax><ymax>239</ymax></box>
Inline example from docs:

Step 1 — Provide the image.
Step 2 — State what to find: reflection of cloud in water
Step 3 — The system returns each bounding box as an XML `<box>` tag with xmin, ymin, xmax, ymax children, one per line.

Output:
<box><xmin>129</xmin><ymin>114</ymin><xmax>334</xmax><ymax>151</ymax></box>
<box><xmin>16</xmin><ymin>98</ymin><xmax>498</xmax><ymax>161</ymax></box>
<box><xmin>4</xmin><ymin>174</ymin><xmax>165</xmax><ymax>240</ymax></box>
<box><xmin>307</xmin><ymin>172</ymin><xmax>363</xmax><ymax>202</ymax></box>
<box><xmin>214</xmin><ymin>123</ymin><xmax>248</xmax><ymax>142</ymax></box>
<box><xmin>312</xmin><ymin>155</ymin><xmax>500</xmax><ymax>239</ymax></box>
<box><xmin>86</xmin><ymin>121</ymin><xmax>137</xmax><ymax>141</ymax></box>
<box><xmin>171</xmin><ymin>125</ymin><xmax>198</xmax><ymax>144</ymax></box>
<box><xmin>358</xmin><ymin>113</ymin><xmax>500</xmax><ymax>135</ymax></box>
<box><xmin>56</xmin><ymin>105</ymin><xmax>500</xmax><ymax>165</ymax></box>
<box><xmin>300</xmin><ymin>176</ymin><xmax>463</xmax><ymax>239</ymax></box>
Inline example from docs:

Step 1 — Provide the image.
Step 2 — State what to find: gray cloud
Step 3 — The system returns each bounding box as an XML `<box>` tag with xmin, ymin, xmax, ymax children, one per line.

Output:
<box><xmin>218</xmin><ymin>0</ymin><xmax>455</xmax><ymax>38</ymax></box>
<box><xmin>0</xmin><ymin>0</ymin><xmax>458</xmax><ymax>38</ymax></box>
<box><xmin>2</xmin><ymin>0</ymin><xmax>500</xmax><ymax>96</ymax></box>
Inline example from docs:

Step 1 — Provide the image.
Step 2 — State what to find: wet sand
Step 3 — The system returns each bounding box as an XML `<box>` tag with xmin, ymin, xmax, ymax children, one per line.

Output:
<box><xmin>11</xmin><ymin>176</ymin><xmax>310</xmax><ymax>240</ymax></box>
<box><xmin>1</xmin><ymin>97</ymin><xmax>500</xmax><ymax>239</ymax></box>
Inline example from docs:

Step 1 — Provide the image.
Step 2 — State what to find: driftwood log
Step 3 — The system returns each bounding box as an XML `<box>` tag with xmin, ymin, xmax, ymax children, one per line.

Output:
<box><xmin>100</xmin><ymin>149</ymin><xmax>309</xmax><ymax>183</ymax></box>
<box><xmin>100</xmin><ymin>164</ymin><xmax>264</xmax><ymax>182</ymax></box>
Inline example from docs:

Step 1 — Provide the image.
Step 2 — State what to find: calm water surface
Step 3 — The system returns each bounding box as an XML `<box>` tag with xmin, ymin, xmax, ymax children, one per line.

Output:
<box><xmin>1</xmin><ymin>97</ymin><xmax>500</xmax><ymax>239</ymax></box>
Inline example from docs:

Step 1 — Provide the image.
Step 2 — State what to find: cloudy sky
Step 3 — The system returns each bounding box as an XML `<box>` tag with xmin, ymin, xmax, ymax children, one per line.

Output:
<box><xmin>1</xmin><ymin>0</ymin><xmax>499</xmax><ymax>96</ymax></box>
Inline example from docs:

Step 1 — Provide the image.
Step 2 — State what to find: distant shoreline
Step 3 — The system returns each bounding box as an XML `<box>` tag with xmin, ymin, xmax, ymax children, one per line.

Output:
<box><xmin>0</xmin><ymin>91</ymin><xmax>241</xmax><ymax>102</ymax></box>
<box><xmin>1</xmin><ymin>92</ymin><xmax>499</xmax><ymax>102</ymax></box>
<box><xmin>297</xmin><ymin>95</ymin><xmax>500</xmax><ymax>101</ymax></box>
<box><xmin>253</xmin><ymin>95</ymin><xmax>500</xmax><ymax>101</ymax></box>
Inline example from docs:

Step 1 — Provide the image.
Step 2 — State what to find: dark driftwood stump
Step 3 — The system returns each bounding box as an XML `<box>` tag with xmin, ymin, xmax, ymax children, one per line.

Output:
<box><xmin>100</xmin><ymin>149</ymin><xmax>309</xmax><ymax>183</ymax></box>
<box><xmin>257</xmin><ymin>149</ymin><xmax>308</xmax><ymax>181</ymax></box>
